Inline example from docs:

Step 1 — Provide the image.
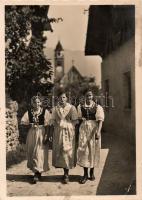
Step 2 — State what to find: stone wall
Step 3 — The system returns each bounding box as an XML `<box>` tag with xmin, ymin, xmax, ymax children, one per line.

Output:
<box><xmin>6</xmin><ymin>99</ymin><xmax>26</xmax><ymax>168</ymax></box>
<box><xmin>6</xmin><ymin>100</ymin><xmax>19</xmax><ymax>152</ymax></box>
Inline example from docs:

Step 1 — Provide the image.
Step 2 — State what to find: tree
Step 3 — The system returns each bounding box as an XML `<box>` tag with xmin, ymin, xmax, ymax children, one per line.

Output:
<box><xmin>5</xmin><ymin>6</ymin><xmax>62</xmax><ymax>103</ymax></box>
<box><xmin>53</xmin><ymin>78</ymin><xmax>100</xmax><ymax>107</ymax></box>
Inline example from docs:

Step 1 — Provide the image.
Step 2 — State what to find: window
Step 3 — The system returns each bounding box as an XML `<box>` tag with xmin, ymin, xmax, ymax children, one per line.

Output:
<box><xmin>123</xmin><ymin>71</ymin><xmax>131</xmax><ymax>109</ymax></box>
<box><xmin>104</xmin><ymin>79</ymin><xmax>109</xmax><ymax>107</ymax></box>
<box><xmin>56</xmin><ymin>59</ymin><xmax>63</xmax><ymax>66</ymax></box>
<box><xmin>104</xmin><ymin>79</ymin><xmax>109</xmax><ymax>95</ymax></box>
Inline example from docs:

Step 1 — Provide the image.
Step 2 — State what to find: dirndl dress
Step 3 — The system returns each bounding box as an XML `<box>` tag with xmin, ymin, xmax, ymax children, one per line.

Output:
<box><xmin>21</xmin><ymin>108</ymin><xmax>51</xmax><ymax>173</ymax></box>
<box><xmin>50</xmin><ymin>103</ymin><xmax>78</xmax><ymax>169</ymax></box>
<box><xmin>77</xmin><ymin>102</ymin><xmax>104</xmax><ymax>168</ymax></box>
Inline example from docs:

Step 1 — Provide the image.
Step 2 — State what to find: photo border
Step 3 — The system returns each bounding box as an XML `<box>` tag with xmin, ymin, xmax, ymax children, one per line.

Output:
<box><xmin>0</xmin><ymin>0</ymin><xmax>142</xmax><ymax>199</ymax></box>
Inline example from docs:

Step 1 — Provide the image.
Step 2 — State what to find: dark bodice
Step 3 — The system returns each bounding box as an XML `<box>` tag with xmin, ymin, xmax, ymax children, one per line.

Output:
<box><xmin>28</xmin><ymin>108</ymin><xmax>45</xmax><ymax>125</ymax></box>
<box><xmin>80</xmin><ymin>104</ymin><xmax>97</xmax><ymax>120</ymax></box>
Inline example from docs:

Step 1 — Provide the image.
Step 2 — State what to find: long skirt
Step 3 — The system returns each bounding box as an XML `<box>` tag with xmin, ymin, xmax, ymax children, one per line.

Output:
<box><xmin>26</xmin><ymin>126</ymin><xmax>49</xmax><ymax>173</ymax></box>
<box><xmin>77</xmin><ymin>120</ymin><xmax>100</xmax><ymax>168</ymax></box>
<box><xmin>52</xmin><ymin>122</ymin><xmax>76</xmax><ymax>169</ymax></box>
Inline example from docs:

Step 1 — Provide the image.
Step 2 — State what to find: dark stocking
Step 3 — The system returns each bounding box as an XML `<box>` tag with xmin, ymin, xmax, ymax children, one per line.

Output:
<box><xmin>63</xmin><ymin>168</ymin><xmax>69</xmax><ymax>184</ymax></box>
<box><xmin>83</xmin><ymin>167</ymin><xmax>88</xmax><ymax>177</ymax></box>
<box><xmin>79</xmin><ymin>167</ymin><xmax>88</xmax><ymax>184</ymax></box>
<box><xmin>90</xmin><ymin>168</ymin><xmax>95</xmax><ymax>180</ymax></box>
<box><xmin>63</xmin><ymin>168</ymin><xmax>69</xmax><ymax>176</ymax></box>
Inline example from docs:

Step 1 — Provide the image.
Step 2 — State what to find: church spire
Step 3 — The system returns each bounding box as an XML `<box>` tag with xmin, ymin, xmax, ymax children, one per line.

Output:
<box><xmin>55</xmin><ymin>40</ymin><xmax>64</xmax><ymax>51</ymax></box>
<box><xmin>54</xmin><ymin>40</ymin><xmax>64</xmax><ymax>82</ymax></box>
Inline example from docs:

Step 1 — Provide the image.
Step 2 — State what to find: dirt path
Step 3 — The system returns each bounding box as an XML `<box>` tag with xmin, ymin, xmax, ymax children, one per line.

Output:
<box><xmin>7</xmin><ymin>149</ymin><xmax>108</xmax><ymax>196</ymax></box>
<box><xmin>6</xmin><ymin>133</ymin><xmax>135</xmax><ymax>196</ymax></box>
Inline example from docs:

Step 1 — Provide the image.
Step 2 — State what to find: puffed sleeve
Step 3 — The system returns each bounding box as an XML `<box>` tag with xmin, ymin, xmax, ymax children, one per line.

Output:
<box><xmin>96</xmin><ymin>105</ymin><xmax>105</xmax><ymax>122</ymax></box>
<box><xmin>77</xmin><ymin>104</ymin><xmax>82</xmax><ymax>119</ymax></box>
<box><xmin>21</xmin><ymin>111</ymin><xmax>29</xmax><ymax>125</ymax></box>
<box><xmin>49</xmin><ymin>107</ymin><xmax>56</xmax><ymax>125</ymax></box>
<box><xmin>71</xmin><ymin>105</ymin><xmax>78</xmax><ymax>121</ymax></box>
<box><xmin>44</xmin><ymin>109</ymin><xmax>51</xmax><ymax>126</ymax></box>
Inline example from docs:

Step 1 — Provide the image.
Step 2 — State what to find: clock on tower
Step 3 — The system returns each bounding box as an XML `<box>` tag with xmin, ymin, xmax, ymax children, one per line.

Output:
<box><xmin>54</xmin><ymin>41</ymin><xmax>64</xmax><ymax>81</ymax></box>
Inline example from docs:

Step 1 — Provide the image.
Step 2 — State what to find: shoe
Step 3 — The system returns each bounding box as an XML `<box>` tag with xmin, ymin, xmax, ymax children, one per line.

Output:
<box><xmin>62</xmin><ymin>175</ymin><xmax>69</xmax><ymax>184</ymax></box>
<box><xmin>36</xmin><ymin>172</ymin><xmax>41</xmax><ymax>179</ymax></box>
<box><xmin>32</xmin><ymin>174</ymin><xmax>39</xmax><ymax>184</ymax></box>
<box><xmin>79</xmin><ymin>176</ymin><xmax>88</xmax><ymax>184</ymax></box>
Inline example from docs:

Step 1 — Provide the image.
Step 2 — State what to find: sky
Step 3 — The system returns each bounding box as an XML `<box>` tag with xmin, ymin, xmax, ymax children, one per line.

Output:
<box><xmin>45</xmin><ymin>5</ymin><xmax>89</xmax><ymax>51</ymax></box>
<box><xmin>44</xmin><ymin>5</ymin><xmax>102</xmax><ymax>86</ymax></box>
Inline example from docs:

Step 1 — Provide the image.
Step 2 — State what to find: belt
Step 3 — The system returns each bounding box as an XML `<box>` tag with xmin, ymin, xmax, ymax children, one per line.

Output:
<box><xmin>83</xmin><ymin>118</ymin><xmax>96</xmax><ymax>121</ymax></box>
<box><xmin>29</xmin><ymin>123</ymin><xmax>44</xmax><ymax>128</ymax></box>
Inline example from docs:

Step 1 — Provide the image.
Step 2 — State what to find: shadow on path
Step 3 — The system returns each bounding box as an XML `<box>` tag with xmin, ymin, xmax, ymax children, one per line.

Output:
<box><xmin>7</xmin><ymin>174</ymin><xmax>32</xmax><ymax>183</ymax></box>
<box><xmin>7</xmin><ymin>174</ymin><xmax>81</xmax><ymax>183</ymax></box>
<box><xmin>96</xmin><ymin>132</ymin><xmax>136</xmax><ymax>195</ymax></box>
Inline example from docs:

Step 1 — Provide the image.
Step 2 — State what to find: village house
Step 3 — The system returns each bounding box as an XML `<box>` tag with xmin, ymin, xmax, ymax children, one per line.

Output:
<box><xmin>85</xmin><ymin>5</ymin><xmax>135</xmax><ymax>146</ymax></box>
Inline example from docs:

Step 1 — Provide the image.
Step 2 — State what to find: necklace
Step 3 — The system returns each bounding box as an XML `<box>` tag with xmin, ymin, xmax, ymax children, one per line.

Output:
<box><xmin>85</xmin><ymin>101</ymin><xmax>95</xmax><ymax>109</ymax></box>
<box><xmin>31</xmin><ymin>107</ymin><xmax>42</xmax><ymax>124</ymax></box>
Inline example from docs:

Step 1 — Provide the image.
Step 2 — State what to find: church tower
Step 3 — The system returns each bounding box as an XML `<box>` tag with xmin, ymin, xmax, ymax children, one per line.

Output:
<box><xmin>54</xmin><ymin>41</ymin><xmax>64</xmax><ymax>81</ymax></box>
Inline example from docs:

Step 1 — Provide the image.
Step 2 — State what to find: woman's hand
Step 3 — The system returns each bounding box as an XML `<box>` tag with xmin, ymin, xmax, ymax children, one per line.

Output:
<box><xmin>79</xmin><ymin>143</ymin><xmax>87</xmax><ymax>151</ymax></box>
<box><xmin>95</xmin><ymin>120</ymin><xmax>103</xmax><ymax>140</ymax></box>
<box><xmin>43</xmin><ymin>134</ymin><xmax>48</xmax><ymax>145</ymax></box>
<box><xmin>48</xmin><ymin>136</ymin><xmax>53</xmax><ymax>142</ymax></box>
<box><xmin>95</xmin><ymin>131</ymin><xmax>101</xmax><ymax>140</ymax></box>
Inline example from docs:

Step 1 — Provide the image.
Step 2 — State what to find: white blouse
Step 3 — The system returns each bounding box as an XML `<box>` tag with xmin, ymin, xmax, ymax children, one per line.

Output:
<box><xmin>77</xmin><ymin>104</ymin><xmax>105</xmax><ymax>122</ymax></box>
<box><xmin>50</xmin><ymin>103</ymin><xmax>78</xmax><ymax>125</ymax></box>
<box><xmin>21</xmin><ymin>109</ymin><xmax>51</xmax><ymax>126</ymax></box>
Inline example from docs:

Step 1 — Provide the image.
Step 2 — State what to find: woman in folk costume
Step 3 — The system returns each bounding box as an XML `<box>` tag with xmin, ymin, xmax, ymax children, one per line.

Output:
<box><xmin>77</xmin><ymin>89</ymin><xmax>104</xmax><ymax>184</ymax></box>
<box><xmin>50</xmin><ymin>92</ymin><xmax>78</xmax><ymax>184</ymax></box>
<box><xmin>21</xmin><ymin>95</ymin><xmax>51</xmax><ymax>184</ymax></box>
